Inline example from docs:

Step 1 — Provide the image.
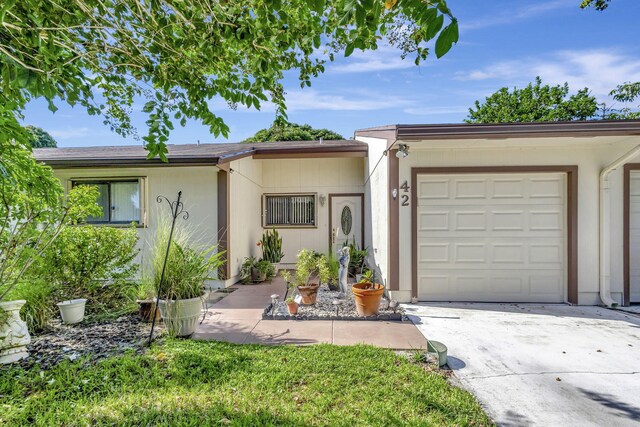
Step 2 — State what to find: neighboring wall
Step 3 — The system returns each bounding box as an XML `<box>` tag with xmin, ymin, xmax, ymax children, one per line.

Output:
<box><xmin>53</xmin><ymin>166</ymin><xmax>219</xmax><ymax>279</ymax></box>
<box><xmin>392</xmin><ymin>136</ymin><xmax>640</xmax><ymax>305</ymax></box>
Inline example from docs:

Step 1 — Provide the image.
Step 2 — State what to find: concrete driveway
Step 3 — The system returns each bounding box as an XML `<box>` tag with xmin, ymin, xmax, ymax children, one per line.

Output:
<box><xmin>405</xmin><ymin>303</ymin><xmax>640</xmax><ymax>427</ymax></box>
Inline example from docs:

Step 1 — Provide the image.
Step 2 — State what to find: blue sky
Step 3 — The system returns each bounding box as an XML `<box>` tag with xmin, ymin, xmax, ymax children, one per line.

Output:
<box><xmin>22</xmin><ymin>0</ymin><xmax>640</xmax><ymax>147</ymax></box>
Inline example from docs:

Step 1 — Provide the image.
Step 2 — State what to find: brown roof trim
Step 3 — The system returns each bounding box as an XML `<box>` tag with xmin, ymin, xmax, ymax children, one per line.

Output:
<box><xmin>356</xmin><ymin>120</ymin><xmax>640</xmax><ymax>141</ymax></box>
<box><xmin>39</xmin><ymin>157</ymin><xmax>222</xmax><ymax>168</ymax></box>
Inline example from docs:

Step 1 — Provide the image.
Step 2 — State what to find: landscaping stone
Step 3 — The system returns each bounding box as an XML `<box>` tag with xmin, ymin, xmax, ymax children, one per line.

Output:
<box><xmin>263</xmin><ymin>284</ymin><xmax>407</xmax><ymax>321</ymax></box>
<box><xmin>5</xmin><ymin>315</ymin><xmax>155</xmax><ymax>371</ymax></box>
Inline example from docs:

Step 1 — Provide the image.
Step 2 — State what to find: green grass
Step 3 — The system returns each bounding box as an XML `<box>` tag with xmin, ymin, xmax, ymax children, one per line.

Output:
<box><xmin>0</xmin><ymin>340</ymin><xmax>493</xmax><ymax>426</ymax></box>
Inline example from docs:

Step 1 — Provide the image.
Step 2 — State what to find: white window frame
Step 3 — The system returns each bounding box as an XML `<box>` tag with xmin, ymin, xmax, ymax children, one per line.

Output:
<box><xmin>262</xmin><ymin>193</ymin><xmax>317</xmax><ymax>229</ymax></box>
<box><xmin>69</xmin><ymin>177</ymin><xmax>147</xmax><ymax>227</ymax></box>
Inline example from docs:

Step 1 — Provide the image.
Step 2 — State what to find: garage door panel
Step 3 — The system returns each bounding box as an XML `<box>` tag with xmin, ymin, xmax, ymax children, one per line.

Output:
<box><xmin>417</xmin><ymin>172</ymin><xmax>566</xmax><ymax>303</ymax></box>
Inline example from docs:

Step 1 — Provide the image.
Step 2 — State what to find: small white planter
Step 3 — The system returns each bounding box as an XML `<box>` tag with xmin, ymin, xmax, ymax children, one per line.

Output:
<box><xmin>0</xmin><ymin>300</ymin><xmax>31</xmax><ymax>364</ymax></box>
<box><xmin>158</xmin><ymin>296</ymin><xmax>203</xmax><ymax>337</ymax></box>
<box><xmin>57</xmin><ymin>299</ymin><xmax>87</xmax><ymax>325</ymax></box>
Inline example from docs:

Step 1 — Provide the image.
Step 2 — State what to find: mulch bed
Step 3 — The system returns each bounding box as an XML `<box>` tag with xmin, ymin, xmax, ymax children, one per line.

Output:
<box><xmin>263</xmin><ymin>283</ymin><xmax>407</xmax><ymax>321</ymax></box>
<box><xmin>4</xmin><ymin>315</ymin><xmax>157</xmax><ymax>371</ymax></box>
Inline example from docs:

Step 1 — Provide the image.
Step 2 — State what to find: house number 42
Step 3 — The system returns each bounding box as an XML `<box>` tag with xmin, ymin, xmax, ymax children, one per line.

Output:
<box><xmin>400</xmin><ymin>181</ymin><xmax>410</xmax><ymax>206</ymax></box>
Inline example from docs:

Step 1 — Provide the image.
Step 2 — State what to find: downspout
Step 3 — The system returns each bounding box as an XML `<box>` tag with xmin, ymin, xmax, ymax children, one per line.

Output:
<box><xmin>599</xmin><ymin>144</ymin><xmax>640</xmax><ymax>307</ymax></box>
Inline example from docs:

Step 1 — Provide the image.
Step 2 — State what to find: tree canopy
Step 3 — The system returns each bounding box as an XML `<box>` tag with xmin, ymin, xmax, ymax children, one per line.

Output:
<box><xmin>24</xmin><ymin>126</ymin><xmax>57</xmax><ymax>148</ymax></box>
<box><xmin>580</xmin><ymin>0</ymin><xmax>611</xmax><ymax>10</ymax></box>
<box><xmin>466</xmin><ymin>77</ymin><xmax>598</xmax><ymax>123</ymax></box>
<box><xmin>244</xmin><ymin>123</ymin><xmax>344</xmax><ymax>142</ymax></box>
<box><xmin>0</xmin><ymin>0</ymin><xmax>458</xmax><ymax>160</ymax></box>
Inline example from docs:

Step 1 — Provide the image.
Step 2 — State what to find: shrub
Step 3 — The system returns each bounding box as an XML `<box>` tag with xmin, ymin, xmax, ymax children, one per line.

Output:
<box><xmin>41</xmin><ymin>225</ymin><xmax>140</xmax><ymax>315</ymax></box>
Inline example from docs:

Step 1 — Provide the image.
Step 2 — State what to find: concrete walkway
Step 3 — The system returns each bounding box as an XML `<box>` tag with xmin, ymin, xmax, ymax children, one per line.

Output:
<box><xmin>405</xmin><ymin>303</ymin><xmax>640</xmax><ymax>427</ymax></box>
<box><xmin>194</xmin><ymin>278</ymin><xmax>426</xmax><ymax>349</ymax></box>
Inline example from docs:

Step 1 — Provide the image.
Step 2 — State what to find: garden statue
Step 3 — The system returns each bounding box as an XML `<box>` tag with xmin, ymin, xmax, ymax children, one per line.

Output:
<box><xmin>337</xmin><ymin>246</ymin><xmax>350</xmax><ymax>297</ymax></box>
<box><xmin>0</xmin><ymin>300</ymin><xmax>31</xmax><ymax>364</ymax></box>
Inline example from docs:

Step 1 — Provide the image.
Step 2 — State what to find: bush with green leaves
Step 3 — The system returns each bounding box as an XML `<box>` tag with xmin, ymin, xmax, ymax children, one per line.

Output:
<box><xmin>151</xmin><ymin>222</ymin><xmax>225</xmax><ymax>301</ymax></box>
<box><xmin>40</xmin><ymin>225</ymin><xmax>140</xmax><ymax>316</ymax></box>
<box><xmin>283</xmin><ymin>249</ymin><xmax>330</xmax><ymax>288</ymax></box>
<box><xmin>0</xmin><ymin>142</ymin><xmax>102</xmax><ymax>304</ymax></box>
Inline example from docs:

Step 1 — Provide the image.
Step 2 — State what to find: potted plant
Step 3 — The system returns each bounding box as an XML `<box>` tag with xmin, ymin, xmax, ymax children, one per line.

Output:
<box><xmin>0</xmin><ymin>153</ymin><xmax>101</xmax><ymax>364</ymax></box>
<box><xmin>152</xmin><ymin>223</ymin><xmax>225</xmax><ymax>337</ymax></box>
<box><xmin>282</xmin><ymin>249</ymin><xmax>330</xmax><ymax>305</ymax></box>
<box><xmin>352</xmin><ymin>270</ymin><xmax>385</xmax><ymax>316</ymax></box>
<box><xmin>285</xmin><ymin>296</ymin><xmax>298</xmax><ymax>315</ymax></box>
<box><xmin>136</xmin><ymin>279</ymin><xmax>160</xmax><ymax>322</ymax></box>
<box><xmin>240</xmin><ymin>256</ymin><xmax>258</xmax><ymax>284</ymax></box>
<box><xmin>347</xmin><ymin>240</ymin><xmax>369</xmax><ymax>282</ymax></box>
<box><xmin>259</xmin><ymin>228</ymin><xmax>284</xmax><ymax>273</ymax></box>
<box><xmin>255</xmin><ymin>259</ymin><xmax>276</xmax><ymax>282</ymax></box>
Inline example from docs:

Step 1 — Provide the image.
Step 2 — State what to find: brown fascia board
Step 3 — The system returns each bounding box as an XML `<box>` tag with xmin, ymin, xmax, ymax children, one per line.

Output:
<box><xmin>395</xmin><ymin>120</ymin><xmax>640</xmax><ymax>140</ymax></box>
<box><xmin>41</xmin><ymin>156</ymin><xmax>223</xmax><ymax>168</ymax></box>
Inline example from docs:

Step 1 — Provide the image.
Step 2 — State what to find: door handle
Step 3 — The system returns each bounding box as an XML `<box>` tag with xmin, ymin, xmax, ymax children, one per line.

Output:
<box><xmin>332</xmin><ymin>228</ymin><xmax>337</xmax><ymax>244</ymax></box>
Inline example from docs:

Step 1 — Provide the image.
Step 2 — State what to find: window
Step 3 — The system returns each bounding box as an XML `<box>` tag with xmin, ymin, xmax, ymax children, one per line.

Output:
<box><xmin>264</xmin><ymin>194</ymin><xmax>316</xmax><ymax>227</ymax></box>
<box><xmin>72</xmin><ymin>179</ymin><xmax>144</xmax><ymax>225</ymax></box>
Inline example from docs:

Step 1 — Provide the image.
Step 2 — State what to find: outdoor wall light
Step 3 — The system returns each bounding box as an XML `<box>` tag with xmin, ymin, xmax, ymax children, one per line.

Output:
<box><xmin>396</xmin><ymin>144</ymin><xmax>410</xmax><ymax>158</ymax></box>
<box><xmin>392</xmin><ymin>188</ymin><xmax>398</xmax><ymax>199</ymax></box>
<box><xmin>319</xmin><ymin>194</ymin><xmax>326</xmax><ymax>206</ymax></box>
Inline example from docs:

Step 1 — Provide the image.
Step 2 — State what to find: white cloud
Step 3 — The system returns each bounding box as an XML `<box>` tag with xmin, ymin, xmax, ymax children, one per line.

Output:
<box><xmin>461</xmin><ymin>0</ymin><xmax>572</xmax><ymax>31</ymax></box>
<box><xmin>455</xmin><ymin>49</ymin><xmax>640</xmax><ymax>97</ymax></box>
<box><xmin>49</xmin><ymin>127</ymin><xmax>90</xmax><ymax>139</ymax></box>
<box><xmin>330</xmin><ymin>46</ymin><xmax>417</xmax><ymax>74</ymax></box>
<box><xmin>209</xmin><ymin>88</ymin><xmax>412</xmax><ymax>113</ymax></box>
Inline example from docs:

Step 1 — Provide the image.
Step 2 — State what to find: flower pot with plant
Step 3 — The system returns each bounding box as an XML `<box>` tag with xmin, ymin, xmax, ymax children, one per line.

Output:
<box><xmin>352</xmin><ymin>270</ymin><xmax>385</xmax><ymax>316</ymax></box>
<box><xmin>259</xmin><ymin>228</ymin><xmax>284</xmax><ymax>273</ymax></box>
<box><xmin>0</xmin><ymin>163</ymin><xmax>102</xmax><ymax>364</ymax></box>
<box><xmin>282</xmin><ymin>249</ymin><xmax>330</xmax><ymax>305</ymax></box>
<box><xmin>285</xmin><ymin>296</ymin><xmax>298</xmax><ymax>315</ymax></box>
<box><xmin>136</xmin><ymin>279</ymin><xmax>160</xmax><ymax>322</ymax></box>
<box><xmin>346</xmin><ymin>239</ymin><xmax>369</xmax><ymax>281</ymax></box>
<box><xmin>153</xmin><ymin>222</ymin><xmax>225</xmax><ymax>337</ymax></box>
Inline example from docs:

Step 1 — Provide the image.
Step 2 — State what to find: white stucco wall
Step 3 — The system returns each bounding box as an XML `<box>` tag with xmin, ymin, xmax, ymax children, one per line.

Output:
<box><xmin>388</xmin><ymin>135</ymin><xmax>640</xmax><ymax>305</ymax></box>
<box><xmin>358</xmin><ymin>137</ymin><xmax>391</xmax><ymax>289</ymax></box>
<box><xmin>53</xmin><ymin>166</ymin><xmax>219</xmax><ymax>279</ymax></box>
<box><xmin>227</xmin><ymin>156</ymin><xmax>365</xmax><ymax>278</ymax></box>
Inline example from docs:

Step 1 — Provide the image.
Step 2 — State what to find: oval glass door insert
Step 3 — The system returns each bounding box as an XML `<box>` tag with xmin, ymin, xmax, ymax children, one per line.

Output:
<box><xmin>341</xmin><ymin>206</ymin><xmax>352</xmax><ymax>235</ymax></box>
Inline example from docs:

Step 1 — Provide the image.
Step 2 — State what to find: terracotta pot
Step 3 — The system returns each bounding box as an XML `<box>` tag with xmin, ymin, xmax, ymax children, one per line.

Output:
<box><xmin>297</xmin><ymin>284</ymin><xmax>319</xmax><ymax>305</ymax></box>
<box><xmin>352</xmin><ymin>283</ymin><xmax>385</xmax><ymax>316</ymax></box>
<box><xmin>286</xmin><ymin>301</ymin><xmax>298</xmax><ymax>315</ymax></box>
<box><xmin>137</xmin><ymin>299</ymin><xmax>160</xmax><ymax>322</ymax></box>
<box><xmin>0</xmin><ymin>300</ymin><xmax>31</xmax><ymax>364</ymax></box>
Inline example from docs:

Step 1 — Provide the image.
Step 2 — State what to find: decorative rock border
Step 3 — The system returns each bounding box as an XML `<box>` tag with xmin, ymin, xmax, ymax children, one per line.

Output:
<box><xmin>262</xmin><ymin>304</ymin><xmax>407</xmax><ymax>321</ymax></box>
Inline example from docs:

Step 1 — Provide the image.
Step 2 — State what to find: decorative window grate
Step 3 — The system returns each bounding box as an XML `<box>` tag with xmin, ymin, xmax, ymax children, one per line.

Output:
<box><xmin>264</xmin><ymin>194</ymin><xmax>315</xmax><ymax>227</ymax></box>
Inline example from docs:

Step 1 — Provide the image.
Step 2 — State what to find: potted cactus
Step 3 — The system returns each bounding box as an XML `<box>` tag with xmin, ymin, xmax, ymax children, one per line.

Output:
<box><xmin>285</xmin><ymin>295</ymin><xmax>298</xmax><ymax>315</ymax></box>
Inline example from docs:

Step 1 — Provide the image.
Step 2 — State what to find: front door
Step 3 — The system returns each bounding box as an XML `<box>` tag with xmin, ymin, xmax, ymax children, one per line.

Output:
<box><xmin>330</xmin><ymin>194</ymin><xmax>363</xmax><ymax>254</ymax></box>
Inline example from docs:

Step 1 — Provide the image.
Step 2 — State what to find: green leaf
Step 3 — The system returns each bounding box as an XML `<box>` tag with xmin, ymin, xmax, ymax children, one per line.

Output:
<box><xmin>344</xmin><ymin>43</ymin><xmax>355</xmax><ymax>57</ymax></box>
<box><xmin>142</xmin><ymin>101</ymin><xmax>155</xmax><ymax>113</ymax></box>
<box><xmin>425</xmin><ymin>14</ymin><xmax>444</xmax><ymax>41</ymax></box>
<box><xmin>435</xmin><ymin>20</ymin><xmax>458</xmax><ymax>58</ymax></box>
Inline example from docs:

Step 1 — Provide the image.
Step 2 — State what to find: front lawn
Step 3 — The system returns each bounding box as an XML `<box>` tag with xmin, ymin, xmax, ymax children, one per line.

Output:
<box><xmin>0</xmin><ymin>340</ymin><xmax>492</xmax><ymax>426</ymax></box>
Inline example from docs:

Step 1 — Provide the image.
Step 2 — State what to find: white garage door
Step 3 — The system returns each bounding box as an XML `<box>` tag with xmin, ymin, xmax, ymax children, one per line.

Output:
<box><xmin>416</xmin><ymin>172</ymin><xmax>566</xmax><ymax>303</ymax></box>
<box><xmin>629</xmin><ymin>171</ymin><xmax>640</xmax><ymax>303</ymax></box>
